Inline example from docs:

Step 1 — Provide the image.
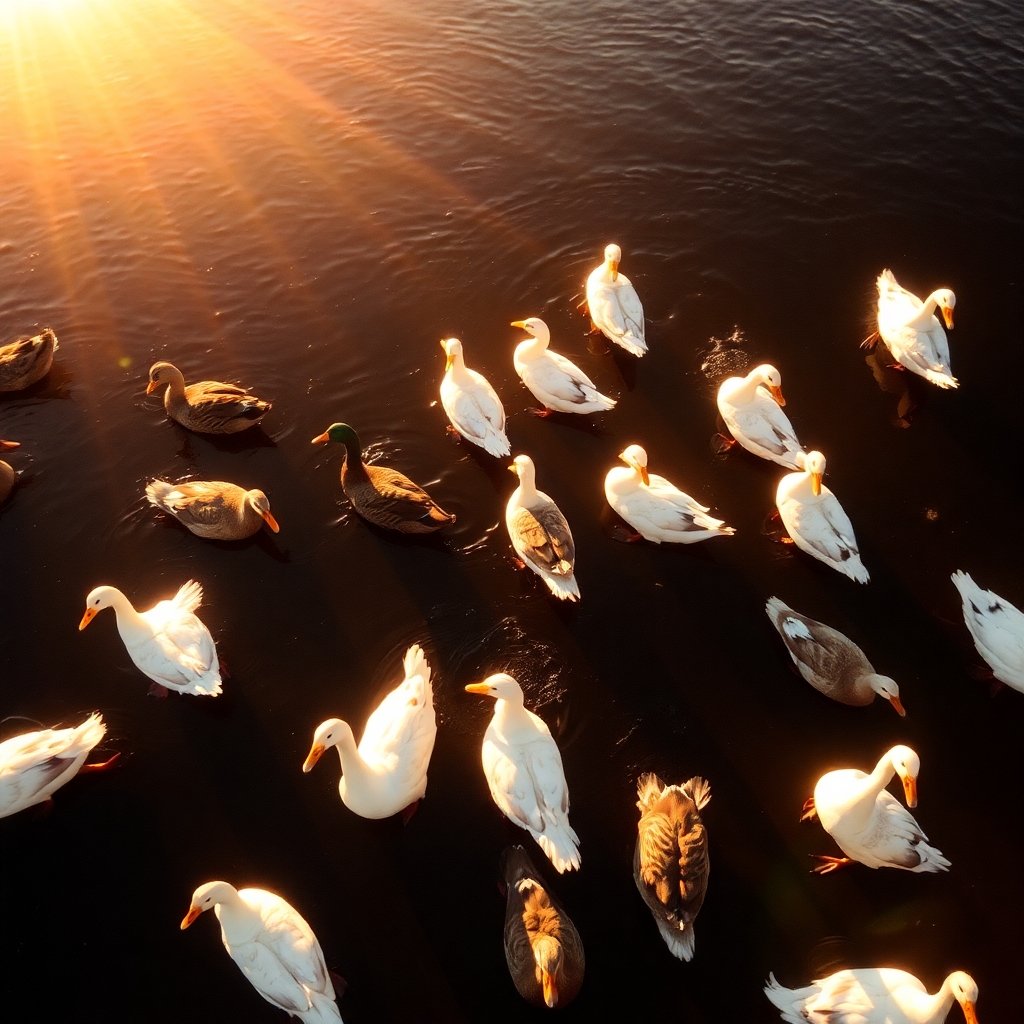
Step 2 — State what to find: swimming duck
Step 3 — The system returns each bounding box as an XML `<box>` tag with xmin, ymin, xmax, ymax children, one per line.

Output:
<box><xmin>715</xmin><ymin>364</ymin><xmax>805</xmax><ymax>469</ymax></box>
<box><xmin>311</xmin><ymin>422</ymin><xmax>454</xmax><ymax>534</ymax></box>
<box><xmin>465</xmin><ymin>673</ymin><xmax>581</xmax><ymax>873</ymax></box>
<box><xmin>765</xmin><ymin>596</ymin><xmax>905</xmax><ymax>714</ymax></box>
<box><xmin>302</xmin><ymin>644</ymin><xmax>437</xmax><ymax>820</ymax></box>
<box><xmin>776</xmin><ymin>451</ymin><xmax>869</xmax><ymax>584</ymax></box>
<box><xmin>501</xmin><ymin>845</ymin><xmax>585</xmax><ymax>1009</ymax></box>
<box><xmin>951</xmin><ymin>570</ymin><xmax>1024</xmax><ymax>693</ymax></box>
<box><xmin>79</xmin><ymin>581</ymin><xmax>222</xmax><ymax>697</ymax></box>
<box><xmin>146</xmin><ymin>361</ymin><xmax>271</xmax><ymax>434</ymax></box>
<box><xmin>0</xmin><ymin>328</ymin><xmax>58</xmax><ymax>391</ymax></box>
<box><xmin>506</xmin><ymin>454</ymin><xmax>580</xmax><ymax>602</ymax></box>
<box><xmin>765</xmin><ymin>967</ymin><xmax>979</xmax><ymax>1024</ymax></box>
<box><xmin>873</xmin><ymin>269</ymin><xmax>957</xmax><ymax>389</ymax></box>
<box><xmin>605</xmin><ymin>444</ymin><xmax>736</xmax><ymax>544</ymax></box>
<box><xmin>801</xmin><ymin>744</ymin><xmax>949</xmax><ymax>875</ymax></box>
<box><xmin>582</xmin><ymin>244</ymin><xmax>646</xmax><ymax>357</ymax></box>
<box><xmin>634</xmin><ymin>773</ymin><xmax>711</xmax><ymax>961</ymax></box>
<box><xmin>1</xmin><ymin>439</ymin><xmax>19</xmax><ymax>505</ymax></box>
<box><xmin>439</xmin><ymin>337</ymin><xmax>510</xmax><ymax>457</ymax></box>
<box><xmin>146</xmin><ymin>479</ymin><xmax>279</xmax><ymax>540</ymax></box>
<box><xmin>0</xmin><ymin>713</ymin><xmax>116</xmax><ymax>819</ymax></box>
<box><xmin>511</xmin><ymin>317</ymin><xmax>616</xmax><ymax>416</ymax></box>
<box><xmin>181</xmin><ymin>881</ymin><xmax>343</xmax><ymax>1023</ymax></box>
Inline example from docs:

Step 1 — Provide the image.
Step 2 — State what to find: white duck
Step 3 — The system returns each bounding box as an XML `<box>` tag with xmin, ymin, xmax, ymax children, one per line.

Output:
<box><xmin>439</xmin><ymin>337</ymin><xmax>510</xmax><ymax>457</ymax></box>
<box><xmin>511</xmin><ymin>316</ymin><xmax>616</xmax><ymax>416</ymax></box>
<box><xmin>801</xmin><ymin>744</ymin><xmax>950</xmax><ymax>875</ymax></box>
<box><xmin>716</xmin><ymin>364</ymin><xmax>805</xmax><ymax>469</ymax></box>
<box><xmin>465</xmin><ymin>673</ymin><xmax>581</xmax><ymax>873</ymax></box>
<box><xmin>765</xmin><ymin>967</ymin><xmax>979</xmax><ymax>1024</ymax></box>
<box><xmin>776</xmin><ymin>450</ymin><xmax>869</xmax><ymax>584</ymax></box>
<box><xmin>0</xmin><ymin>713</ymin><xmax>116</xmax><ymax>819</ymax></box>
<box><xmin>765</xmin><ymin>596</ymin><xmax>905</xmax><ymax>714</ymax></box>
<box><xmin>78</xmin><ymin>581</ymin><xmax>222</xmax><ymax>697</ymax></box>
<box><xmin>951</xmin><ymin>570</ymin><xmax>1024</xmax><ymax>693</ymax></box>
<box><xmin>874</xmin><ymin>269</ymin><xmax>957</xmax><ymax>389</ymax></box>
<box><xmin>506</xmin><ymin>454</ymin><xmax>580</xmax><ymax>602</ymax></box>
<box><xmin>582</xmin><ymin>243</ymin><xmax>646</xmax><ymax>357</ymax></box>
<box><xmin>181</xmin><ymin>881</ymin><xmax>343</xmax><ymax>1023</ymax></box>
<box><xmin>301</xmin><ymin>644</ymin><xmax>437</xmax><ymax>820</ymax></box>
<box><xmin>605</xmin><ymin>444</ymin><xmax>736</xmax><ymax>544</ymax></box>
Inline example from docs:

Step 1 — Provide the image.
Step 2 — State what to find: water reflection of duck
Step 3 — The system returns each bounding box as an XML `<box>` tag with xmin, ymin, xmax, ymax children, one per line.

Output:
<box><xmin>801</xmin><ymin>744</ymin><xmax>950</xmax><ymax>875</ymax></box>
<box><xmin>776</xmin><ymin>451</ymin><xmax>869</xmax><ymax>584</ymax></box>
<box><xmin>870</xmin><ymin>268</ymin><xmax>957</xmax><ymax>389</ymax></box>
<box><xmin>765</xmin><ymin>967</ymin><xmax>979</xmax><ymax>1024</ymax></box>
<box><xmin>302</xmin><ymin>644</ymin><xmax>437</xmax><ymax>820</ymax></box>
<box><xmin>0</xmin><ymin>327</ymin><xmax>58</xmax><ymax>392</ymax></box>
<box><xmin>501</xmin><ymin>844</ymin><xmax>585</xmax><ymax>1009</ymax></box>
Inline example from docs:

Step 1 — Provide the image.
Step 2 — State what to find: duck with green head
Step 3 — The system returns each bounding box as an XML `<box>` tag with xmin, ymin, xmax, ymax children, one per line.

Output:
<box><xmin>311</xmin><ymin>422</ymin><xmax>455</xmax><ymax>534</ymax></box>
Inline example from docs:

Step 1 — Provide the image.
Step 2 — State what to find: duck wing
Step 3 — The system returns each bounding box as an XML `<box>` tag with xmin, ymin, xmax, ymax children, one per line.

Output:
<box><xmin>509</xmin><ymin>502</ymin><xmax>575</xmax><ymax>575</ymax></box>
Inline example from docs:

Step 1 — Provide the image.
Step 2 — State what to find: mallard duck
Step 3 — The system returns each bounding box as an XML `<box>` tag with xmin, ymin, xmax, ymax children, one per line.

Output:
<box><xmin>506</xmin><ymin>454</ymin><xmax>580</xmax><ymax>602</ymax></box>
<box><xmin>181</xmin><ymin>881</ymin><xmax>343</xmax><ymax>1023</ymax></box>
<box><xmin>605</xmin><ymin>444</ymin><xmax>736</xmax><ymax>544</ymax></box>
<box><xmin>801</xmin><ymin>744</ymin><xmax>950</xmax><ymax>874</ymax></box>
<box><xmin>439</xmin><ymin>337</ymin><xmax>510</xmax><ymax>457</ymax></box>
<box><xmin>873</xmin><ymin>269</ymin><xmax>957</xmax><ymax>389</ymax></box>
<box><xmin>765</xmin><ymin>597</ymin><xmax>905</xmax><ymax>714</ymax></box>
<box><xmin>78</xmin><ymin>581</ymin><xmax>222</xmax><ymax>697</ymax></box>
<box><xmin>146</xmin><ymin>361</ymin><xmax>271</xmax><ymax>434</ymax></box>
<box><xmin>715</xmin><ymin>364</ymin><xmax>805</xmax><ymax>469</ymax></box>
<box><xmin>146</xmin><ymin>479</ymin><xmax>279</xmax><ymax>540</ymax></box>
<box><xmin>0</xmin><ymin>328</ymin><xmax>58</xmax><ymax>392</ymax></box>
<box><xmin>511</xmin><ymin>317</ymin><xmax>616</xmax><ymax>416</ymax></box>
<box><xmin>776</xmin><ymin>451</ymin><xmax>869</xmax><ymax>584</ymax></box>
<box><xmin>310</xmin><ymin>422</ymin><xmax>454</xmax><ymax>534</ymax></box>
<box><xmin>501</xmin><ymin>845</ymin><xmax>585</xmax><ymax>1009</ymax></box>
<box><xmin>1</xmin><ymin>439</ymin><xmax>19</xmax><ymax>505</ymax></box>
<box><xmin>302</xmin><ymin>644</ymin><xmax>437</xmax><ymax>820</ymax></box>
<box><xmin>0</xmin><ymin>713</ymin><xmax>117</xmax><ymax>819</ymax></box>
<box><xmin>465</xmin><ymin>673</ymin><xmax>581</xmax><ymax>873</ymax></box>
<box><xmin>951</xmin><ymin>570</ymin><xmax>1024</xmax><ymax>693</ymax></box>
<box><xmin>765</xmin><ymin>968</ymin><xmax>979</xmax><ymax>1024</ymax></box>
<box><xmin>582</xmin><ymin>244</ymin><xmax>646</xmax><ymax>357</ymax></box>
<box><xmin>634</xmin><ymin>773</ymin><xmax>711</xmax><ymax>962</ymax></box>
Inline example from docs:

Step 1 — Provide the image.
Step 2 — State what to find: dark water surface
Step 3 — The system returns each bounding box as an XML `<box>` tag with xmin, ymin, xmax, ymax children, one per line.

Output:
<box><xmin>1</xmin><ymin>1</ymin><xmax>1022</xmax><ymax>1020</ymax></box>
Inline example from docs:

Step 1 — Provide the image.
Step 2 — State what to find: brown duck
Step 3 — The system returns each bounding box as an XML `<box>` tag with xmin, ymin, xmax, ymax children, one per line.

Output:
<box><xmin>1</xmin><ymin>440</ymin><xmax>19</xmax><ymax>505</ymax></box>
<box><xmin>146</xmin><ymin>361</ymin><xmax>271</xmax><ymax>434</ymax></box>
<box><xmin>146</xmin><ymin>479</ymin><xmax>279</xmax><ymax>540</ymax></box>
<box><xmin>634</xmin><ymin>773</ymin><xmax>711</xmax><ymax>961</ymax></box>
<box><xmin>311</xmin><ymin>422</ymin><xmax>455</xmax><ymax>534</ymax></box>
<box><xmin>0</xmin><ymin>328</ymin><xmax>58</xmax><ymax>391</ymax></box>
<box><xmin>501</xmin><ymin>845</ymin><xmax>585</xmax><ymax>1009</ymax></box>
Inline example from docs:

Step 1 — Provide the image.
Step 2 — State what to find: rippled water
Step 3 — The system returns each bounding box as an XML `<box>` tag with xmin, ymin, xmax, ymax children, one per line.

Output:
<box><xmin>1</xmin><ymin>1</ymin><xmax>1022</xmax><ymax>1020</ymax></box>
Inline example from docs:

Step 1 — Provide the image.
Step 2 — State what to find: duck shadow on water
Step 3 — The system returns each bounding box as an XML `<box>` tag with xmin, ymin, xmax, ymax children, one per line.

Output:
<box><xmin>169</xmin><ymin>422</ymin><xmax>278</xmax><ymax>461</ymax></box>
<box><xmin>0</xmin><ymin>363</ymin><xmax>75</xmax><ymax>404</ymax></box>
<box><xmin>512</xmin><ymin>404</ymin><xmax>615</xmax><ymax>442</ymax></box>
<box><xmin>863</xmin><ymin>343</ymin><xmax>925</xmax><ymax>429</ymax></box>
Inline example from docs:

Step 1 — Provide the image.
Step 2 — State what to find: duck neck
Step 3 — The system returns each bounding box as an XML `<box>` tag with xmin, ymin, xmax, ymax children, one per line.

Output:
<box><xmin>162</xmin><ymin>368</ymin><xmax>188</xmax><ymax>402</ymax></box>
<box><xmin>517</xmin><ymin>336</ymin><xmax>546</xmax><ymax>361</ymax></box>
<box><xmin>493</xmin><ymin>697</ymin><xmax>532</xmax><ymax>740</ymax></box>
<box><xmin>908</xmin><ymin>292</ymin><xmax>943</xmax><ymax>328</ymax></box>
<box><xmin>924</xmin><ymin>980</ymin><xmax>957</xmax><ymax>1022</ymax></box>
<box><xmin>215</xmin><ymin>893</ymin><xmax>263</xmax><ymax>944</ymax></box>
<box><xmin>107</xmin><ymin>590</ymin><xmax>150</xmax><ymax>643</ymax></box>
<box><xmin>866</xmin><ymin>751</ymin><xmax>898</xmax><ymax>799</ymax></box>
<box><xmin>333</xmin><ymin>723</ymin><xmax>373</xmax><ymax>784</ymax></box>
<box><xmin>514</xmin><ymin>465</ymin><xmax>540</xmax><ymax>506</ymax></box>
<box><xmin>338</xmin><ymin>434</ymin><xmax>366</xmax><ymax>479</ymax></box>
<box><xmin>449</xmin><ymin>351</ymin><xmax>475</xmax><ymax>385</ymax></box>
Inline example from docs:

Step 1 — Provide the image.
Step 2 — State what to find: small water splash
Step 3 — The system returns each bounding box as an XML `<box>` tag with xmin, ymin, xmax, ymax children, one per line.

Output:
<box><xmin>699</xmin><ymin>325</ymin><xmax>751</xmax><ymax>385</ymax></box>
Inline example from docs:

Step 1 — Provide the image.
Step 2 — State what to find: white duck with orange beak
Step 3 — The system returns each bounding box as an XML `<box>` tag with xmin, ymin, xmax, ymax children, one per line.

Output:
<box><xmin>776</xmin><ymin>450</ymin><xmax>869</xmax><ymax>584</ymax></box>
<box><xmin>801</xmin><ymin>744</ymin><xmax>950</xmax><ymax>875</ymax></box>
<box><xmin>583</xmin><ymin>243</ymin><xmax>646</xmax><ymax>357</ymax></box>
<box><xmin>716</xmin><ymin>363</ymin><xmax>805</xmax><ymax>469</ymax></box>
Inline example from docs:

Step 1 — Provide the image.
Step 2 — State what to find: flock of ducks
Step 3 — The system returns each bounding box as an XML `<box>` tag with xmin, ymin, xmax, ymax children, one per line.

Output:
<box><xmin>0</xmin><ymin>247</ymin><xmax>1018</xmax><ymax>1023</ymax></box>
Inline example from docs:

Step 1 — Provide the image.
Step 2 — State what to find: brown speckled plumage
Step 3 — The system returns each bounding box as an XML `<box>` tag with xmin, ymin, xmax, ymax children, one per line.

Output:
<box><xmin>0</xmin><ymin>328</ymin><xmax>58</xmax><ymax>392</ymax></box>
<box><xmin>146</xmin><ymin>479</ymin><xmax>278</xmax><ymax>540</ymax></box>
<box><xmin>501</xmin><ymin>845</ymin><xmax>584</xmax><ymax>1009</ymax></box>
<box><xmin>147</xmin><ymin>361</ymin><xmax>271</xmax><ymax>434</ymax></box>
<box><xmin>634</xmin><ymin>773</ymin><xmax>711</xmax><ymax>962</ymax></box>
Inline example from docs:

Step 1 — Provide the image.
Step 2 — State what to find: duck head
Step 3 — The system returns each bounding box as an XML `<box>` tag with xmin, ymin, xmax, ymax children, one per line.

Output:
<box><xmin>887</xmin><ymin>744</ymin><xmax>920</xmax><ymax>808</ymax></box>
<box><xmin>618</xmin><ymin>444</ymin><xmax>650</xmax><ymax>486</ymax></box>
